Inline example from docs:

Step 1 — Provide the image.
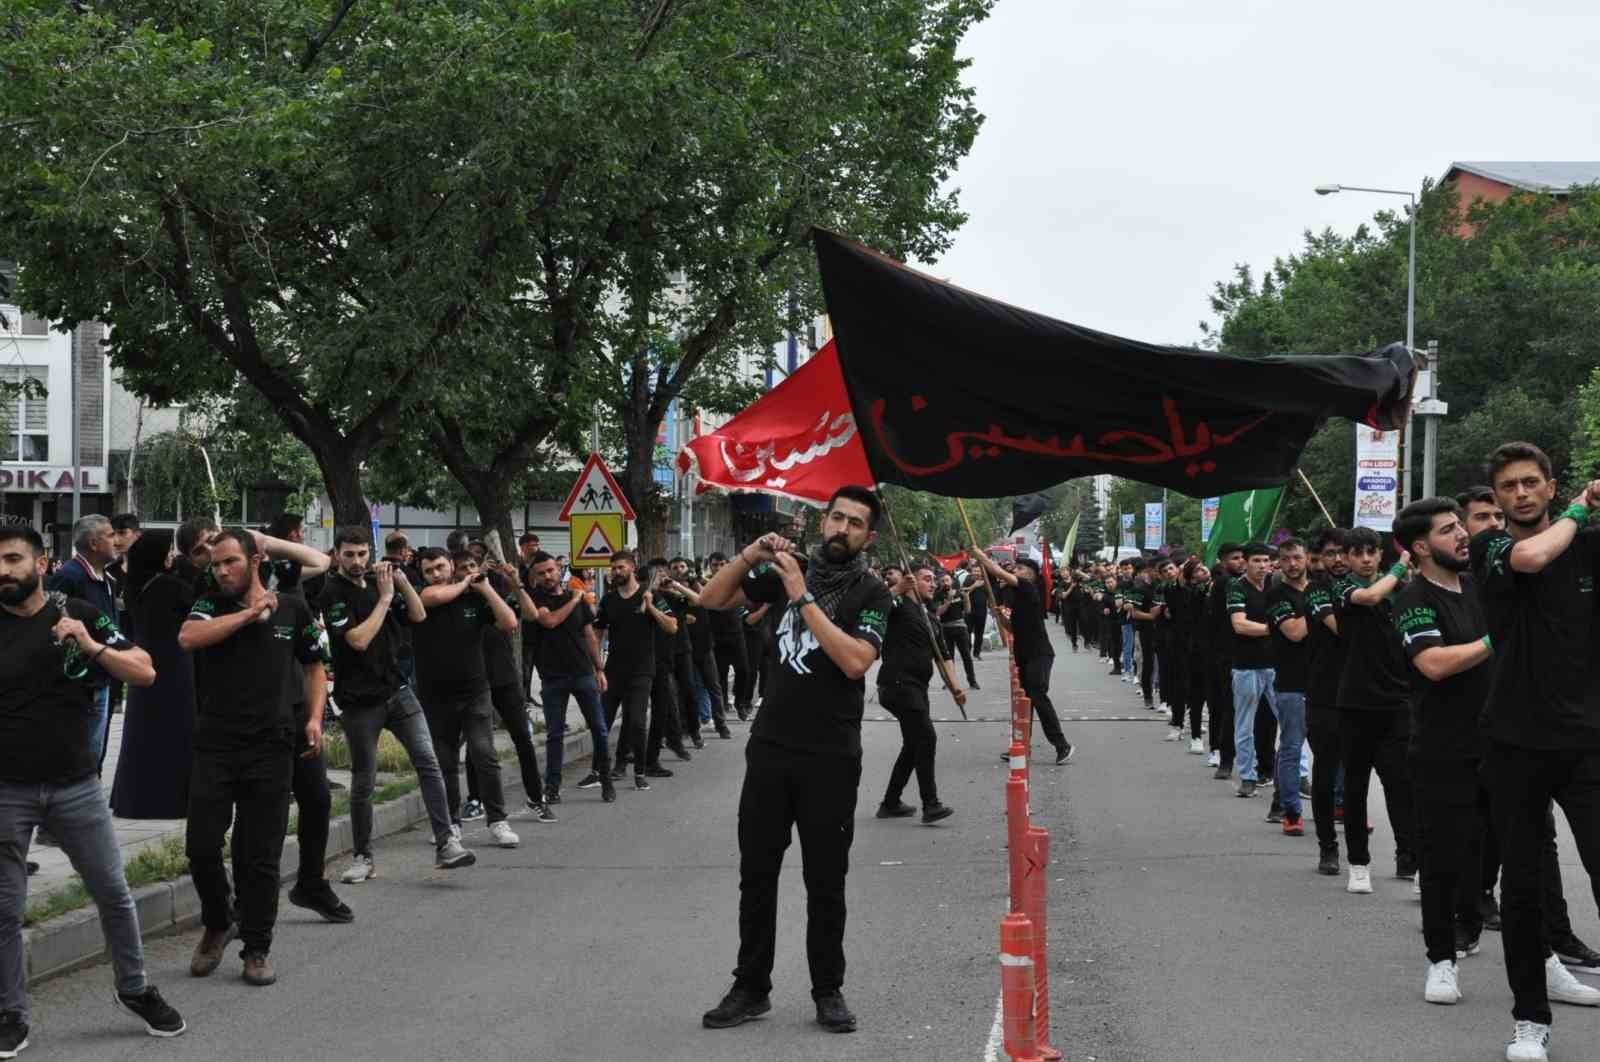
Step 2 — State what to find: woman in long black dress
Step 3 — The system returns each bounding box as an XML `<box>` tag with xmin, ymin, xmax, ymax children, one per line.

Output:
<box><xmin>110</xmin><ymin>532</ymin><xmax>197</xmax><ymax>819</ymax></box>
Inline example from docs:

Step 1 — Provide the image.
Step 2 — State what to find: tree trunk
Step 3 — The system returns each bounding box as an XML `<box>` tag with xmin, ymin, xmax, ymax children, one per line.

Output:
<box><xmin>620</xmin><ymin>406</ymin><xmax>669</xmax><ymax>559</ymax></box>
<box><xmin>313</xmin><ymin>444</ymin><xmax>372</xmax><ymax>534</ymax></box>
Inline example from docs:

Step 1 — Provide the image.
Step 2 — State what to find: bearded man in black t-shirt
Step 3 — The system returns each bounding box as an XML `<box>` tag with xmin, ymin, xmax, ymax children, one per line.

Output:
<box><xmin>699</xmin><ymin>487</ymin><xmax>893</xmax><ymax>1036</ymax></box>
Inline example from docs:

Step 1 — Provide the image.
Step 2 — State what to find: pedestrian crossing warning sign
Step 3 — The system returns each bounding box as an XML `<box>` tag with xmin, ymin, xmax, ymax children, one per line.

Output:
<box><xmin>558</xmin><ymin>453</ymin><xmax>636</xmax><ymax>521</ymax></box>
<box><xmin>570</xmin><ymin>513</ymin><xmax>625</xmax><ymax>569</ymax></box>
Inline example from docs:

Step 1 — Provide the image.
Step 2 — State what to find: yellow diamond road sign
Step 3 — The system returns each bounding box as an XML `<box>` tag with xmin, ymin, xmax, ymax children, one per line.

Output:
<box><xmin>570</xmin><ymin>513</ymin><xmax>625</xmax><ymax>569</ymax></box>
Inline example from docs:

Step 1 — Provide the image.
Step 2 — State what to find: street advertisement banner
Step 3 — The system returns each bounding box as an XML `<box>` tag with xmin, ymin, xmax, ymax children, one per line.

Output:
<box><xmin>1143</xmin><ymin>502</ymin><xmax>1164</xmax><ymax>550</ymax></box>
<box><xmin>1119</xmin><ymin>512</ymin><xmax>1136</xmax><ymax>549</ymax></box>
<box><xmin>1200</xmin><ymin>497</ymin><xmax>1220</xmax><ymax>543</ymax></box>
<box><xmin>1354</xmin><ymin>425</ymin><xmax>1401</xmax><ymax>531</ymax></box>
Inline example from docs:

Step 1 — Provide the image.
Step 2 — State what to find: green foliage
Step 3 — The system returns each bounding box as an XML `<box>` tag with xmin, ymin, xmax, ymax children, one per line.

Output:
<box><xmin>1103</xmin><ymin>479</ymin><xmax>1202</xmax><ymax>553</ymax></box>
<box><xmin>24</xmin><ymin>836</ymin><xmax>188</xmax><ymax>927</ymax></box>
<box><xmin>1574</xmin><ymin>367</ymin><xmax>1600</xmax><ymax>482</ymax></box>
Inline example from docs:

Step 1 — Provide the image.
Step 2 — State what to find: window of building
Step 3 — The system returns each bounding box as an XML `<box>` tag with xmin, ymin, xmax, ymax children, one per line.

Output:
<box><xmin>1</xmin><ymin>365</ymin><xmax>49</xmax><ymax>461</ymax></box>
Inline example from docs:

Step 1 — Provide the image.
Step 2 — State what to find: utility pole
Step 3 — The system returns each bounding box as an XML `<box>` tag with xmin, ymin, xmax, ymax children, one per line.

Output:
<box><xmin>1416</xmin><ymin>339</ymin><xmax>1447</xmax><ymax>499</ymax></box>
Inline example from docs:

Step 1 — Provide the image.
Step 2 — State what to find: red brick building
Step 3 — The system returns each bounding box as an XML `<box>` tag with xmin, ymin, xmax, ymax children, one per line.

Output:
<box><xmin>1440</xmin><ymin>161</ymin><xmax>1600</xmax><ymax>234</ymax></box>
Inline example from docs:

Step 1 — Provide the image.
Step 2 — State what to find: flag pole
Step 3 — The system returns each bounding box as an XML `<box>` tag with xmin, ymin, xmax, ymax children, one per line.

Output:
<box><xmin>877</xmin><ymin>490</ymin><xmax>967</xmax><ymax>718</ymax></box>
<box><xmin>955</xmin><ymin>498</ymin><xmax>1011</xmax><ymax>646</ymax></box>
<box><xmin>1296</xmin><ymin>468</ymin><xmax>1335</xmax><ymax>526</ymax></box>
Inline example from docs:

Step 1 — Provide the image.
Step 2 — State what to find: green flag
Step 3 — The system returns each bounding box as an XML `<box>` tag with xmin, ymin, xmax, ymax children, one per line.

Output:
<box><xmin>1061</xmin><ymin>513</ymin><xmax>1081</xmax><ymax>565</ymax></box>
<box><xmin>1203</xmin><ymin>487</ymin><xmax>1285</xmax><ymax>566</ymax></box>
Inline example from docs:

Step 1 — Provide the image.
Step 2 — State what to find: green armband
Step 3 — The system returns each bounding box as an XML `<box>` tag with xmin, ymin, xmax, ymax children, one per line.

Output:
<box><xmin>1388</xmin><ymin>562</ymin><xmax>1409</xmax><ymax>580</ymax></box>
<box><xmin>1482</xmin><ymin>634</ymin><xmax>1492</xmax><ymax>651</ymax></box>
<box><xmin>1560</xmin><ymin>504</ymin><xmax>1591</xmax><ymax>529</ymax></box>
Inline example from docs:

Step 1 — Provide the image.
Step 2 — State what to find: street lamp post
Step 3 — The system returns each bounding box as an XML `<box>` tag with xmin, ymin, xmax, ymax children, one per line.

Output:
<box><xmin>1315</xmin><ymin>183</ymin><xmax>1426</xmax><ymax>505</ymax></box>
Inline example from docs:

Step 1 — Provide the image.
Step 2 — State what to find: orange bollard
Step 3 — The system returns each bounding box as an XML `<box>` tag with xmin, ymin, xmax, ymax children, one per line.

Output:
<box><xmin>1006</xmin><ymin>763</ymin><xmax>1030</xmax><ymax>913</ymax></box>
<box><xmin>1024</xmin><ymin>826</ymin><xmax>1061</xmax><ymax>1061</ymax></box>
<box><xmin>999</xmin><ymin>913</ymin><xmax>1044</xmax><ymax>1062</ymax></box>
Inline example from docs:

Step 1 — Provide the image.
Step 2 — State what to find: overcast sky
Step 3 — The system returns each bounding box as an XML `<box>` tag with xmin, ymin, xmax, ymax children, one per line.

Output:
<box><xmin>926</xmin><ymin>0</ymin><xmax>1600</xmax><ymax>348</ymax></box>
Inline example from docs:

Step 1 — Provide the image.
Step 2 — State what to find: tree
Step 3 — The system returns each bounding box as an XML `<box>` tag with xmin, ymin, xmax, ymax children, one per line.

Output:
<box><xmin>1572</xmin><ymin>366</ymin><xmax>1600</xmax><ymax>483</ymax></box>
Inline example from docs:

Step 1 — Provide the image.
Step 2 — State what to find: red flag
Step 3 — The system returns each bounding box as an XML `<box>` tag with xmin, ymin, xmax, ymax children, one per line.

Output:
<box><xmin>1039</xmin><ymin>531</ymin><xmax>1053</xmax><ymax>590</ymax></box>
<box><xmin>676</xmin><ymin>339</ymin><xmax>875</xmax><ymax>505</ymax></box>
<box><xmin>933</xmin><ymin>550</ymin><xmax>968</xmax><ymax>572</ymax></box>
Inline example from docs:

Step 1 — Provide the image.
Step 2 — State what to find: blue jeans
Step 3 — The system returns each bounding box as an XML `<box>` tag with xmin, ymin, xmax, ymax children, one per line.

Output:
<box><xmin>2</xmin><ymin>776</ymin><xmax>147</xmax><ymax>1023</ymax></box>
<box><xmin>1272</xmin><ymin>692</ymin><xmax>1307</xmax><ymax>816</ymax></box>
<box><xmin>1232</xmin><ymin>668</ymin><xmax>1277</xmax><ymax>783</ymax></box>
<box><xmin>1120</xmin><ymin>622</ymin><xmax>1135</xmax><ymax>675</ymax></box>
<box><xmin>689</xmin><ymin>665</ymin><xmax>713</xmax><ymax>724</ymax></box>
<box><xmin>90</xmin><ymin>684</ymin><xmax>111</xmax><ymax>771</ymax></box>
<box><xmin>541</xmin><ymin>673</ymin><xmax>609</xmax><ymax>787</ymax></box>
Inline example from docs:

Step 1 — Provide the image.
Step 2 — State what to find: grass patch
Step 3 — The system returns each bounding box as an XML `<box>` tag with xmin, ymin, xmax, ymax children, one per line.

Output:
<box><xmin>322</xmin><ymin>729</ymin><xmax>414</xmax><ymax>773</ymax></box>
<box><xmin>24</xmin><ymin>836</ymin><xmax>189</xmax><ymax>928</ymax></box>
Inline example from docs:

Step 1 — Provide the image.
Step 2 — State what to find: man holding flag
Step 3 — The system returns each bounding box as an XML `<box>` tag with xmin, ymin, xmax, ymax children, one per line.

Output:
<box><xmin>973</xmin><ymin>547</ymin><xmax>1074</xmax><ymax>766</ymax></box>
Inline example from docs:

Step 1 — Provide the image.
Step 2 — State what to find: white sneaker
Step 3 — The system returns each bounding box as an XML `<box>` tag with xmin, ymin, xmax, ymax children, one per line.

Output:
<box><xmin>1546</xmin><ymin>953</ymin><xmax>1600</xmax><ymax>1005</ymax></box>
<box><xmin>1424</xmin><ymin>959</ymin><xmax>1461</xmax><ymax>1005</ymax></box>
<box><xmin>1347</xmin><ymin>866</ymin><xmax>1373</xmax><ymax>894</ymax></box>
<box><xmin>1207</xmin><ymin>750</ymin><xmax>1221</xmax><ymax>768</ymax></box>
<box><xmin>1189</xmin><ymin>737</ymin><xmax>1205</xmax><ymax>755</ymax></box>
<box><xmin>488</xmin><ymin>820</ymin><xmax>520</xmax><ymax>848</ymax></box>
<box><xmin>1506</xmin><ymin>1020</ymin><xmax>1551</xmax><ymax>1062</ymax></box>
<box><xmin>340</xmin><ymin>854</ymin><xmax>375</xmax><ymax>884</ymax></box>
<box><xmin>1164</xmin><ymin>727</ymin><xmax>1182</xmax><ymax>742</ymax></box>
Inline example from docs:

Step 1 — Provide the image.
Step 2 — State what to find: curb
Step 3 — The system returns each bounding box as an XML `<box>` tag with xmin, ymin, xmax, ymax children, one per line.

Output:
<box><xmin>22</xmin><ymin>726</ymin><xmax>596</xmax><ymax>987</ymax></box>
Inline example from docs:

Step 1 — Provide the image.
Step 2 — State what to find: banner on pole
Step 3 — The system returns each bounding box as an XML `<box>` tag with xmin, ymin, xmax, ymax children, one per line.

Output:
<box><xmin>1143</xmin><ymin>502</ymin><xmax>1165</xmax><ymax>550</ymax></box>
<box><xmin>1354</xmin><ymin>425</ymin><xmax>1401</xmax><ymax>531</ymax></box>
<box><xmin>1200</xmin><ymin>497</ymin><xmax>1220</xmax><ymax>543</ymax></box>
<box><xmin>1119</xmin><ymin>513</ymin><xmax>1136</xmax><ymax>549</ymax></box>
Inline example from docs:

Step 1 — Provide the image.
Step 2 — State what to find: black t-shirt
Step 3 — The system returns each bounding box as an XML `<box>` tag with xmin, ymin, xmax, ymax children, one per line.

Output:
<box><xmin>1225</xmin><ymin>576</ymin><xmax>1274</xmax><ymax>670</ymax></box>
<box><xmin>965</xmin><ymin>574</ymin><xmax>989</xmax><ymax>615</ymax></box>
<box><xmin>651</xmin><ymin>591</ymin><xmax>682</xmax><ymax>669</ymax></box>
<box><xmin>1395</xmin><ymin>574</ymin><xmax>1490</xmax><ymax>762</ymax></box>
<box><xmin>743</xmin><ymin>566</ymin><xmax>890</xmax><ymax>756</ymax></box>
<box><xmin>479</xmin><ymin>570</ymin><xmax>521</xmax><ymax>690</ymax></box>
<box><xmin>530</xmin><ymin>586</ymin><xmax>596</xmax><ymax>679</ymax></box>
<box><xmin>687</xmin><ymin>602</ymin><xmax>713</xmax><ymax>657</ymax></box>
<box><xmin>1266</xmin><ymin>582</ymin><xmax>1311</xmax><ymax>692</ymax></box>
<box><xmin>934</xmin><ymin>586</ymin><xmax>966</xmax><ymax>629</ymax></box>
<box><xmin>319</xmin><ymin>574</ymin><xmax>410</xmax><ymax>706</ymax></box>
<box><xmin>708</xmin><ymin>604</ymin><xmax>745</xmax><ymax>645</ymax></box>
<box><xmin>263</xmin><ymin>558</ymin><xmax>303</xmax><ymax>599</ymax></box>
<box><xmin>413</xmin><ymin>588</ymin><xmax>496</xmax><ymax>701</ymax></box>
<box><xmin>0</xmin><ymin>596</ymin><xmax>134</xmax><ymax>784</ymax></box>
<box><xmin>878</xmin><ymin>596</ymin><xmax>950</xmax><ymax>688</ymax></box>
<box><xmin>1471</xmin><ymin>527</ymin><xmax>1600</xmax><ymax>750</ymax></box>
<box><xmin>1009</xmin><ymin>579</ymin><xmax>1053</xmax><ymax>660</ymax></box>
<box><xmin>189</xmin><ymin>592</ymin><xmax>322</xmax><ymax>745</ymax></box>
<box><xmin>1132</xmin><ymin>580</ymin><xmax>1157</xmax><ymax>632</ymax></box>
<box><xmin>1206</xmin><ymin>573</ymin><xmax>1235</xmax><ymax>665</ymax></box>
<box><xmin>1334</xmin><ymin>574</ymin><xmax>1410</xmax><ymax>711</ymax></box>
<box><xmin>1305</xmin><ymin>577</ymin><xmax>1346</xmax><ymax>711</ymax></box>
<box><xmin>595</xmin><ymin>586</ymin><xmax>656</xmax><ymax>678</ymax></box>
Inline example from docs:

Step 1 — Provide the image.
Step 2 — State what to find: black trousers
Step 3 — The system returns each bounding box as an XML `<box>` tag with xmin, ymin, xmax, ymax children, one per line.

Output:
<box><xmin>1336</xmin><ymin>708</ymin><xmax>1415</xmax><ymax>868</ymax></box>
<box><xmin>879</xmin><ymin>683</ymin><xmax>938</xmax><ymax>806</ymax></box>
<box><xmin>1209</xmin><ymin>657</ymin><xmax>1235</xmax><ymax>769</ymax></box>
<box><xmin>520</xmin><ymin>627</ymin><xmax>539</xmax><ymax>699</ymax></box>
<box><xmin>1255</xmin><ymin>695</ymin><xmax>1278</xmax><ymax>782</ymax></box>
<box><xmin>673</xmin><ymin>652</ymin><xmax>702</xmax><ymax>741</ymax></box>
<box><xmin>1307</xmin><ymin>704</ymin><xmax>1342</xmax><ymax>850</ymax></box>
<box><xmin>970</xmin><ymin>605</ymin><xmax>988</xmax><ymax>657</ymax></box>
<box><xmin>695</xmin><ymin>649</ymin><xmax>729</xmax><ymax>733</ymax></box>
<box><xmin>1016</xmin><ymin>653</ymin><xmax>1068</xmax><ymax>751</ymax></box>
<box><xmin>1413</xmin><ymin>760</ymin><xmax>1486</xmax><ymax>964</ymax></box>
<box><xmin>1483</xmin><ymin>742</ymin><xmax>1600</xmax><ymax>1025</ymax></box>
<box><xmin>425</xmin><ymin>690</ymin><xmax>506</xmax><ymax>823</ymax></box>
<box><xmin>1175</xmin><ymin>648</ymin><xmax>1205</xmax><ymax>738</ymax></box>
<box><xmin>1077</xmin><ymin>608</ymin><xmax>1094</xmax><ymax>649</ymax></box>
<box><xmin>1138</xmin><ymin>627</ymin><xmax>1157</xmax><ymax>704</ymax></box>
<box><xmin>1103</xmin><ymin>616</ymin><xmax>1122</xmax><ymax>671</ymax></box>
<box><xmin>187</xmin><ymin>737</ymin><xmax>293</xmax><ymax>957</ymax></box>
<box><xmin>466</xmin><ymin>683</ymin><xmax>541</xmax><ymax>807</ymax></box>
<box><xmin>647</xmin><ymin>663</ymin><xmax>682</xmax><ymax>764</ymax></box>
<box><xmin>715</xmin><ymin>639</ymin><xmax>751</xmax><ymax>715</ymax></box>
<box><xmin>1480</xmin><ymin>803</ymin><xmax>1575</xmax><ymax>939</ymax></box>
<box><xmin>1165</xmin><ymin>646</ymin><xmax>1190</xmax><ymax>730</ymax></box>
<box><xmin>942</xmin><ymin>624</ymin><xmax>977</xmax><ymax>686</ymax></box>
<box><xmin>1062</xmin><ymin>609</ymin><xmax>1079</xmax><ymax>650</ymax></box>
<box><xmin>734</xmin><ymin>740</ymin><xmax>861</xmax><ymax>997</ymax></box>
<box><xmin>745</xmin><ymin>627</ymin><xmax>769</xmax><ymax>706</ymax></box>
<box><xmin>291</xmin><ymin>707</ymin><xmax>332</xmax><ymax>887</ymax></box>
<box><xmin>604</xmin><ymin>672</ymin><xmax>652</xmax><ymax>775</ymax></box>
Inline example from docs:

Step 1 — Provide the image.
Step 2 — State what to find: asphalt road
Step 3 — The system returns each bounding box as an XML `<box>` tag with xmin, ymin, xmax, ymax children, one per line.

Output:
<box><xmin>22</xmin><ymin>624</ymin><xmax>1600</xmax><ymax>1062</ymax></box>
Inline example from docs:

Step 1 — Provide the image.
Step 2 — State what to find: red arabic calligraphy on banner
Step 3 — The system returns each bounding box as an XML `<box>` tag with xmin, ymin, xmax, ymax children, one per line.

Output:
<box><xmin>676</xmin><ymin>340</ymin><xmax>876</xmax><ymax>505</ymax></box>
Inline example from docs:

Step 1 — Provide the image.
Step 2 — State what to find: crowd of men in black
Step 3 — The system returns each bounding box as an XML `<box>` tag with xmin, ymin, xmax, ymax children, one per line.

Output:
<box><xmin>1040</xmin><ymin>442</ymin><xmax>1600</xmax><ymax>1062</ymax></box>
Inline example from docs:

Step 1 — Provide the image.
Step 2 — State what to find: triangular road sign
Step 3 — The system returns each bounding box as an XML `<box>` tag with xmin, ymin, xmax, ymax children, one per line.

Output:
<box><xmin>557</xmin><ymin>453</ymin><xmax>636</xmax><ymax>521</ymax></box>
<box><xmin>576</xmin><ymin>518</ymin><xmax>621</xmax><ymax>559</ymax></box>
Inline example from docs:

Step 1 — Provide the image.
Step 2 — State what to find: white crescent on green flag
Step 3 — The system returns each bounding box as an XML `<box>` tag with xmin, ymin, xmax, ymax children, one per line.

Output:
<box><xmin>1203</xmin><ymin>487</ymin><xmax>1285</xmax><ymax>566</ymax></box>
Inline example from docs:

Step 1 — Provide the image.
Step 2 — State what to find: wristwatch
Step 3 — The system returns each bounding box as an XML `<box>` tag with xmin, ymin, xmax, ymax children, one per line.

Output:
<box><xmin>795</xmin><ymin>590</ymin><xmax>817</xmax><ymax>608</ymax></box>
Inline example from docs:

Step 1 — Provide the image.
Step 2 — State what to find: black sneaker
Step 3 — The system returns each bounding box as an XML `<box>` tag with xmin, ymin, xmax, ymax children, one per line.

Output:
<box><xmin>971</xmin><ymin>680</ymin><xmax>981</xmax><ymax>690</ymax></box>
<box><xmin>600</xmin><ymin>777</ymin><xmax>617</xmax><ymax>803</ymax></box>
<box><xmin>0</xmin><ymin>1011</ymin><xmax>29</xmax><ymax>1057</ymax></box>
<box><xmin>814</xmin><ymin>991</ymin><xmax>858</xmax><ymax>1033</ymax></box>
<box><xmin>525</xmin><ymin>800</ymin><xmax>557</xmax><ymax>824</ymax></box>
<box><xmin>1265</xmin><ymin>803</ymin><xmax>1284</xmax><ymax>824</ymax></box>
<box><xmin>24</xmin><ymin>862</ymin><xmax>36</xmax><ymax>877</ymax></box>
<box><xmin>1480</xmin><ymin>890</ymin><xmax>1502</xmax><ymax>932</ymax></box>
<box><xmin>1317</xmin><ymin>845</ymin><xmax>1341</xmax><ymax>876</ymax></box>
<box><xmin>115</xmin><ymin>985</ymin><xmax>187</xmax><ymax>1038</ymax></box>
<box><xmin>921</xmin><ymin>803</ymin><xmax>954</xmax><ymax>825</ymax></box>
<box><xmin>716</xmin><ymin>726</ymin><xmax>733</xmax><ymax>740</ymax></box>
<box><xmin>667</xmin><ymin>743</ymin><xmax>692</xmax><ymax>762</ymax></box>
<box><xmin>543</xmin><ymin>785</ymin><xmax>562</xmax><ymax>806</ymax></box>
<box><xmin>1055</xmin><ymin>743</ymin><xmax>1075</xmax><ymax>765</ymax></box>
<box><xmin>1553</xmin><ymin>933</ymin><xmax>1600</xmax><ymax>972</ymax></box>
<box><xmin>1456</xmin><ymin>922</ymin><xmax>1483</xmax><ymax>959</ymax></box>
<box><xmin>634</xmin><ymin>775</ymin><xmax>651</xmax><ymax>791</ymax></box>
<box><xmin>1395</xmin><ymin>851</ymin><xmax>1419</xmax><ymax>879</ymax></box>
<box><xmin>574</xmin><ymin>772</ymin><xmax>602</xmax><ymax>790</ymax></box>
<box><xmin>644</xmin><ymin>765</ymin><xmax>674</xmax><ymax>778</ymax></box>
<box><xmin>876</xmin><ymin>801</ymin><xmax>916</xmax><ymax>819</ymax></box>
<box><xmin>460</xmin><ymin>799</ymin><xmax>485</xmax><ymax>822</ymax></box>
<box><xmin>1212</xmin><ymin>766</ymin><xmax>1231</xmax><ymax>780</ymax></box>
<box><xmin>288</xmin><ymin>883</ymin><xmax>355</xmax><ymax>924</ymax></box>
<box><xmin>702</xmin><ymin>986</ymin><xmax>772</xmax><ymax>1029</ymax></box>
<box><xmin>690</xmin><ymin>735</ymin><xmax>706</xmax><ymax>750</ymax></box>
<box><xmin>609</xmin><ymin>764</ymin><xmax>628</xmax><ymax>780</ymax></box>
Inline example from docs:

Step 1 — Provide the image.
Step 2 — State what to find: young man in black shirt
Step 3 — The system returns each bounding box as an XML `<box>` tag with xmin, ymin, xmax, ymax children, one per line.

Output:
<box><xmin>414</xmin><ymin>548</ymin><xmax>522</xmax><ymax>848</ymax></box>
<box><xmin>178</xmin><ymin>529</ymin><xmax>327</xmax><ymax>987</ymax></box>
<box><xmin>1226</xmin><ymin>543</ymin><xmax>1277</xmax><ymax>798</ymax></box>
<box><xmin>1471</xmin><ymin>443</ymin><xmax>1600</xmax><ymax>1061</ymax></box>
<box><xmin>1131</xmin><ymin>561</ymin><xmax>1162</xmax><ymax>710</ymax></box>
<box><xmin>1206</xmin><ymin>544</ymin><xmax>1245</xmax><ymax>776</ymax></box>
<box><xmin>934</xmin><ymin>571</ymin><xmax>979</xmax><ymax>691</ymax></box>
<box><xmin>1332</xmin><ymin>526</ymin><xmax>1417</xmax><ymax>895</ymax></box>
<box><xmin>964</xmin><ymin>558</ymin><xmax>991</xmax><ymax>658</ymax></box>
<box><xmin>594</xmin><ymin>551</ymin><xmax>677</xmax><ymax>791</ymax></box>
<box><xmin>876</xmin><ymin>564</ymin><xmax>967</xmax><ymax>825</ymax></box>
<box><xmin>319</xmin><ymin>527</ymin><xmax>475</xmax><ymax>885</ymax></box>
<box><xmin>704</xmin><ymin>553</ymin><xmax>753</xmax><ymax>720</ymax></box>
<box><xmin>642</xmin><ymin>559</ymin><xmax>691</xmax><ymax>775</ymax></box>
<box><xmin>0</xmin><ymin>527</ymin><xmax>185</xmax><ymax>1051</ymax></box>
<box><xmin>699</xmin><ymin>487</ymin><xmax>893</xmax><ymax>1035</ymax></box>
<box><xmin>1306</xmin><ymin>530</ymin><xmax>1349</xmax><ymax>875</ymax></box>
<box><xmin>526</xmin><ymin>552</ymin><xmax>613</xmax><ymax>804</ymax></box>
<box><xmin>1265</xmin><ymin>539</ymin><xmax>1311</xmax><ymax>834</ymax></box>
<box><xmin>976</xmin><ymin>548</ymin><xmax>1074</xmax><ymax>765</ymax></box>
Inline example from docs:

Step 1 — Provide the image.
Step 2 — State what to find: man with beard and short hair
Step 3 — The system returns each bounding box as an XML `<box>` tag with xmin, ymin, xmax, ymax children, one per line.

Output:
<box><xmin>875</xmin><ymin>564</ymin><xmax>965</xmax><ymax>825</ymax></box>
<box><xmin>699</xmin><ymin>487</ymin><xmax>894</xmax><ymax>1035</ymax></box>
<box><xmin>319</xmin><ymin>528</ymin><xmax>475</xmax><ymax>885</ymax></box>
<box><xmin>0</xmin><ymin>526</ymin><xmax>186</xmax><ymax>1052</ymax></box>
<box><xmin>975</xmin><ymin>550</ymin><xmax>1075</xmax><ymax>766</ymax></box>
<box><xmin>178</xmin><ymin>529</ymin><xmax>327</xmax><ymax>987</ymax></box>
<box><xmin>1306</xmin><ymin>529</ymin><xmax>1350</xmax><ymax>875</ymax></box>
<box><xmin>594</xmin><ymin>552</ymin><xmax>677</xmax><ymax>791</ymax></box>
<box><xmin>1470</xmin><ymin>443</ymin><xmax>1600</xmax><ymax>1061</ymax></box>
<box><xmin>1226</xmin><ymin>543</ymin><xmax>1277</xmax><ymax>798</ymax></box>
<box><xmin>526</xmin><ymin>551</ymin><xmax>613</xmax><ymax>804</ymax></box>
<box><xmin>413</xmin><ymin>548</ymin><xmax>522</xmax><ymax>847</ymax></box>
<box><xmin>1264</xmin><ymin>540</ymin><xmax>1312</xmax><ymax>833</ymax></box>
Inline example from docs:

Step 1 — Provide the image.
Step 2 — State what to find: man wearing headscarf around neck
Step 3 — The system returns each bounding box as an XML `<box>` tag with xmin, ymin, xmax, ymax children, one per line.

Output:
<box><xmin>697</xmin><ymin>486</ymin><xmax>893</xmax><ymax>1037</ymax></box>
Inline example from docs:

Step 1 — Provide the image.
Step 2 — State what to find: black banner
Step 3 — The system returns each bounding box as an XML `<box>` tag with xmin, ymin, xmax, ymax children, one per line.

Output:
<box><xmin>812</xmin><ymin>229</ymin><xmax>1415</xmax><ymax>499</ymax></box>
<box><xmin>1010</xmin><ymin>493</ymin><xmax>1052</xmax><ymax>534</ymax></box>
